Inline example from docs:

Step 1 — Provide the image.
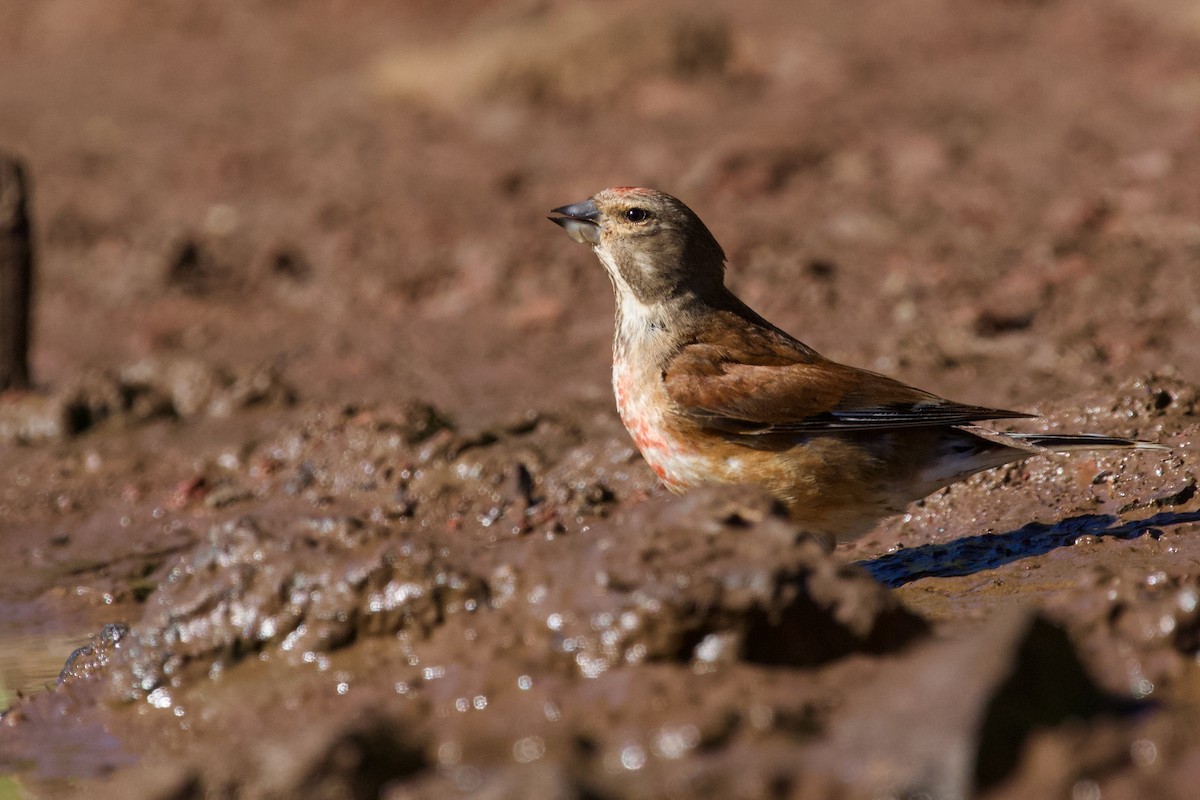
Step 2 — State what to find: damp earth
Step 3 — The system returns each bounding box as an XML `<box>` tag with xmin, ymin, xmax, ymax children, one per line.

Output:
<box><xmin>3</xmin><ymin>1</ymin><xmax>1200</xmax><ymax>798</ymax></box>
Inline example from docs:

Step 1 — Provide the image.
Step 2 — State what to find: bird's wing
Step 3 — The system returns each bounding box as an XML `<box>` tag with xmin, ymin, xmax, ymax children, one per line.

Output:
<box><xmin>663</xmin><ymin>339</ymin><xmax>1031</xmax><ymax>435</ymax></box>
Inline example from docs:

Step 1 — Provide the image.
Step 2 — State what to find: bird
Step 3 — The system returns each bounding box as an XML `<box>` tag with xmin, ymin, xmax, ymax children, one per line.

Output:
<box><xmin>548</xmin><ymin>187</ymin><xmax>1166</xmax><ymax>546</ymax></box>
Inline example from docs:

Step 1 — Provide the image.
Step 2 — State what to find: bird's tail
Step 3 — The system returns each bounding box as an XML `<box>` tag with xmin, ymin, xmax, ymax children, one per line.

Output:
<box><xmin>1003</xmin><ymin>432</ymin><xmax>1170</xmax><ymax>453</ymax></box>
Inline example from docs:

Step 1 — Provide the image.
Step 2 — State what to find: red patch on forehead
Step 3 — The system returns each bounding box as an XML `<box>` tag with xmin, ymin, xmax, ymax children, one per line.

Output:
<box><xmin>610</xmin><ymin>186</ymin><xmax>647</xmax><ymax>196</ymax></box>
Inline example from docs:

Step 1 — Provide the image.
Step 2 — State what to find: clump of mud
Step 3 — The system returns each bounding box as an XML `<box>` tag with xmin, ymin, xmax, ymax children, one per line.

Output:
<box><xmin>0</xmin><ymin>356</ymin><xmax>294</xmax><ymax>443</ymax></box>
<box><xmin>61</xmin><ymin>478</ymin><xmax>934</xmax><ymax>799</ymax></box>
<box><xmin>95</xmin><ymin>441</ymin><xmax>922</xmax><ymax>698</ymax></box>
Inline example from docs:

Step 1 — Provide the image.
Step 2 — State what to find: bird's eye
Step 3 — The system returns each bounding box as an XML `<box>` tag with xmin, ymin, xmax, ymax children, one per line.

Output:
<box><xmin>624</xmin><ymin>207</ymin><xmax>651</xmax><ymax>223</ymax></box>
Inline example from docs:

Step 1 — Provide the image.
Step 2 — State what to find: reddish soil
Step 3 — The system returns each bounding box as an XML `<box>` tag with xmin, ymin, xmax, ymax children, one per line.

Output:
<box><xmin>2</xmin><ymin>1</ymin><xmax>1200</xmax><ymax>798</ymax></box>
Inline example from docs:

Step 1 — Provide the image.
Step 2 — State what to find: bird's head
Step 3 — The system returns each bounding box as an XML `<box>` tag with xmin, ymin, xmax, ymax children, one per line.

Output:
<box><xmin>549</xmin><ymin>187</ymin><xmax>726</xmax><ymax>305</ymax></box>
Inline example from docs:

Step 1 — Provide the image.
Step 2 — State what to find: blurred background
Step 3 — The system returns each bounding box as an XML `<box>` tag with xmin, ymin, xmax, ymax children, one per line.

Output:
<box><xmin>2</xmin><ymin>0</ymin><xmax>1198</xmax><ymax>420</ymax></box>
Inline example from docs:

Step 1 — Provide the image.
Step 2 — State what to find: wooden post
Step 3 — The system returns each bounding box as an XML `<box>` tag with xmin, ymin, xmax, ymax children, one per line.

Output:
<box><xmin>0</xmin><ymin>155</ymin><xmax>33</xmax><ymax>391</ymax></box>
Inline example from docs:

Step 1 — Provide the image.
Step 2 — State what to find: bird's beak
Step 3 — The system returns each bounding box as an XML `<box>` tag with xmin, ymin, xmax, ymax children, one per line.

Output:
<box><xmin>548</xmin><ymin>200</ymin><xmax>601</xmax><ymax>245</ymax></box>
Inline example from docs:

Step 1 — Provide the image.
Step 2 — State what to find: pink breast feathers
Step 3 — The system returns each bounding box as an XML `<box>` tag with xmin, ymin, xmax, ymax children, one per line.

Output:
<box><xmin>613</xmin><ymin>363</ymin><xmax>689</xmax><ymax>489</ymax></box>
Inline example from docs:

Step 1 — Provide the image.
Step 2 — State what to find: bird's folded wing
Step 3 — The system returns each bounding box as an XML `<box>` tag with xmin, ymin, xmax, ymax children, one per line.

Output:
<box><xmin>663</xmin><ymin>343</ymin><xmax>1032</xmax><ymax>434</ymax></box>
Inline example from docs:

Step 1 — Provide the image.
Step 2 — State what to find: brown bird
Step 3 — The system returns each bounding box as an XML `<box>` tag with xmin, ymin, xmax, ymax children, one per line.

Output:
<box><xmin>549</xmin><ymin>187</ymin><xmax>1165</xmax><ymax>545</ymax></box>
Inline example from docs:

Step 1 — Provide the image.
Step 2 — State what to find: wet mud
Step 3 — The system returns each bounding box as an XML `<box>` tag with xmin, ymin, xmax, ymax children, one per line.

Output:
<box><xmin>3</xmin><ymin>0</ymin><xmax>1200</xmax><ymax>798</ymax></box>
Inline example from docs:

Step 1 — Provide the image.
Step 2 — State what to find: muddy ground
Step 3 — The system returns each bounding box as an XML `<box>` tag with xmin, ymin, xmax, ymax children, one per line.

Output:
<box><xmin>2</xmin><ymin>0</ymin><xmax>1200</xmax><ymax>797</ymax></box>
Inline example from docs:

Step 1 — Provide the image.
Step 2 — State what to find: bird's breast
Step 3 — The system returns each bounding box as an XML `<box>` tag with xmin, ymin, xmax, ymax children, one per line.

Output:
<box><xmin>612</xmin><ymin>353</ymin><xmax>715</xmax><ymax>490</ymax></box>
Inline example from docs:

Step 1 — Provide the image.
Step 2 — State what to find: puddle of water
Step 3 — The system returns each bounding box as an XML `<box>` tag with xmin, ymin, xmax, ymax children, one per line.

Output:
<box><xmin>0</xmin><ymin>630</ymin><xmax>90</xmax><ymax>708</ymax></box>
<box><xmin>0</xmin><ymin>603</ymin><xmax>93</xmax><ymax>711</ymax></box>
<box><xmin>0</xmin><ymin>601</ymin><xmax>137</xmax><ymax>789</ymax></box>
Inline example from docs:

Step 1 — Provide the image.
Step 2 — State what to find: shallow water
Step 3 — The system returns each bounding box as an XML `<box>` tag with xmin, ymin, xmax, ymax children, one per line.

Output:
<box><xmin>0</xmin><ymin>604</ymin><xmax>92</xmax><ymax>710</ymax></box>
<box><xmin>0</xmin><ymin>603</ymin><xmax>133</xmax><ymax>788</ymax></box>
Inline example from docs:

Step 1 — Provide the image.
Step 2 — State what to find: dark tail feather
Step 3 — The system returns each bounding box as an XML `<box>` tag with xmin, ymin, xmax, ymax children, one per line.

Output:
<box><xmin>1004</xmin><ymin>432</ymin><xmax>1170</xmax><ymax>453</ymax></box>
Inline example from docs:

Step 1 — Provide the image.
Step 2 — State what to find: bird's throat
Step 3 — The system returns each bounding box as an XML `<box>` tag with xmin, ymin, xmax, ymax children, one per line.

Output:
<box><xmin>615</xmin><ymin>293</ymin><xmax>668</xmax><ymax>343</ymax></box>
